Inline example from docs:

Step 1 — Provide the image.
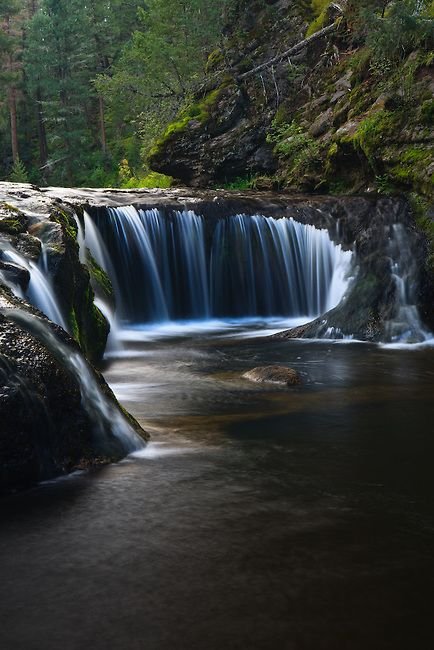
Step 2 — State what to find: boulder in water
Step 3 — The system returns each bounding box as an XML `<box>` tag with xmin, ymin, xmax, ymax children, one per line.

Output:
<box><xmin>243</xmin><ymin>366</ymin><xmax>302</xmax><ymax>386</ymax></box>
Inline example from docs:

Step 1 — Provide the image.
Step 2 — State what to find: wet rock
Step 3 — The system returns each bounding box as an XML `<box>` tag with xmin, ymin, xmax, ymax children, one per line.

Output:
<box><xmin>15</xmin><ymin>233</ymin><xmax>42</xmax><ymax>261</ymax></box>
<box><xmin>0</xmin><ymin>261</ymin><xmax>30</xmax><ymax>291</ymax></box>
<box><xmin>243</xmin><ymin>365</ymin><xmax>302</xmax><ymax>386</ymax></box>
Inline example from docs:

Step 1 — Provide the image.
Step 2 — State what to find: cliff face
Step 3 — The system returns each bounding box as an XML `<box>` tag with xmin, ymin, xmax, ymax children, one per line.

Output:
<box><xmin>148</xmin><ymin>1</ymin><xmax>434</xmax><ymax>207</ymax></box>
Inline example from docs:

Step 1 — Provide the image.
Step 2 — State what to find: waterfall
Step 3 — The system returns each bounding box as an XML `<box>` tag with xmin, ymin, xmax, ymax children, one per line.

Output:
<box><xmin>385</xmin><ymin>223</ymin><xmax>431</xmax><ymax>344</ymax></box>
<box><xmin>1</xmin><ymin>245</ymin><xmax>68</xmax><ymax>331</ymax></box>
<box><xmin>3</xmin><ymin>308</ymin><xmax>145</xmax><ymax>454</ymax></box>
<box><xmin>84</xmin><ymin>206</ymin><xmax>353</xmax><ymax>326</ymax></box>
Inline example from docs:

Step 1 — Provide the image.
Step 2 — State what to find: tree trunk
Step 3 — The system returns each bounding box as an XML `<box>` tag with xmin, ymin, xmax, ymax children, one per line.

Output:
<box><xmin>8</xmin><ymin>87</ymin><xmax>19</xmax><ymax>163</ymax></box>
<box><xmin>99</xmin><ymin>95</ymin><xmax>107</xmax><ymax>154</ymax></box>
<box><xmin>36</xmin><ymin>87</ymin><xmax>48</xmax><ymax>166</ymax></box>
<box><xmin>237</xmin><ymin>20</ymin><xmax>341</xmax><ymax>81</ymax></box>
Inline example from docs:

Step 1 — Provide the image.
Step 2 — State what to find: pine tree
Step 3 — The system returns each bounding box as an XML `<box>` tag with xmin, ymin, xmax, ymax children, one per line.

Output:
<box><xmin>25</xmin><ymin>0</ymin><xmax>98</xmax><ymax>184</ymax></box>
<box><xmin>9</xmin><ymin>156</ymin><xmax>29</xmax><ymax>182</ymax></box>
<box><xmin>96</xmin><ymin>0</ymin><xmax>228</xmax><ymax>164</ymax></box>
<box><xmin>0</xmin><ymin>0</ymin><xmax>21</xmax><ymax>165</ymax></box>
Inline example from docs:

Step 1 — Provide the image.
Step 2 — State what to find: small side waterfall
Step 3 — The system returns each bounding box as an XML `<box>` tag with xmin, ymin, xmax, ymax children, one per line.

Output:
<box><xmin>84</xmin><ymin>206</ymin><xmax>353</xmax><ymax>326</ymax></box>
<box><xmin>386</xmin><ymin>223</ymin><xmax>431</xmax><ymax>344</ymax></box>
<box><xmin>1</xmin><ymin>245</ymin><xmax>68</xmax><ymax>331</ymax></box>
<box><xmin>4</xmin><ymin>308</ymin><xmax>145</xmax><ymax>453</ymax></box>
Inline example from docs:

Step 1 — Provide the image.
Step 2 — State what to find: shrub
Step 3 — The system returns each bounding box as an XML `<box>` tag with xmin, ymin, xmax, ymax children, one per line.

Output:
<box><xmin>9</xmin><ymin>159</ymin><xmax>29</xmax><ymax>183</ymax></box>
<box><xmin>363</xmin><ymin>0</ymin><xmax>434</xmax><ymax>67</ymax></box>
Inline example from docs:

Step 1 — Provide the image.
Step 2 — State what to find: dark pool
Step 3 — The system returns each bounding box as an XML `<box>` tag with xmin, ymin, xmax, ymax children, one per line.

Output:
<box><xmin>1</xmin><ymin>327</ymin><xmax>434</xmax><ymax>650</ymax></box>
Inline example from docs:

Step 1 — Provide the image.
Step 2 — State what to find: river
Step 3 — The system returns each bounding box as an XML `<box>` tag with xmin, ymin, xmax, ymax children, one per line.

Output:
<box><xmin>1</xmin><ymin>323</ymin><xmax>434</xmax><ymax>649</ymax></box>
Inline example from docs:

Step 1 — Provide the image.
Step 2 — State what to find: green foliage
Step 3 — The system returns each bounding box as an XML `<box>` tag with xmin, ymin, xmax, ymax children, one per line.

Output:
<box><xmin>375</xmin><ymin>174</ymin><xmax>395</xmax><ymax>194</ymax></box>
<box><xmin>116</xmin><ymin>156</ymin><xmax>172</xmax><ymax>188</ymax></box>
<box><xmin>24</xmin><ymin>0</ymin><xmax>99</xmax><ymax>184</ymax></box>
<box><xmin>119</xmin><ymin>169</ymin><xmax>173</xmax><ymax>189</ymax></box>
<box><xmin>421</xmin><ymin>99</ymin><xmax>434</xmax><ymax>125</ymax></box>
<box><xmin>8</xmin><ymin>158</ymin><xmax>29</xmax><ymax>183</ymax></box>
<box><xmin>352</xmin><ymin>110</ymin><xmax>396</xmax><ymax>162</ymax></box>
<box><xmin>221</xmin><ymin>176</ymin><xmax>256</xmax><ymax>190</ymax></box>
<box><xmin>362</xmin><ymin>0</ymin><xmax>434</xmax><ymax>68</ymax></box>
<box><xmin>98</xmin><ymin>0</ymin><xmax>230</xmax><ymax>171</ymax></box>
<box><xmin>267</xmin><ymin>120</ymin><xmax>321</xmax><ymax>172</ymax></box>
<box><xmin>0</xmin><ymin>0</ymin><xmax>230</xmax><ymax>186</ymax></box>
<box><xmin>306</xmin><ymin>0</ymin><xmax>329</xmax><ymax>37</ymax></box>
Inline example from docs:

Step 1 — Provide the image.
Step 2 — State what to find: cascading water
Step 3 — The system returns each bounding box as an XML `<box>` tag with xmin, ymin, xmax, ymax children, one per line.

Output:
<box><xmin>3</xmin><ymin>308</ymin><xmax>144</xmax><ymax>454</ymax></box>
<box><xmin>83</xmin><ymin>206</ymin><xmax>353</xmax><ymax>327</ymax></box>
<box><xmin>385</xmin><ymin>223</ymin><xmax>431</xmax><ymax>344</ymax></box>
<box><xmin>0</xmin><ymin>244</ymin><xmax>68</xmax><ymax>331</ymax></box>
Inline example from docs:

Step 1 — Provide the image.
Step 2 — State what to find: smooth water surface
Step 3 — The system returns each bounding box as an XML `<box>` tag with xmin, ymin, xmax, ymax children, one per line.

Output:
<box><xmin>1</xmin><ymin>326</ymin><xmax>434</xmax><ymax>650</ymax></box>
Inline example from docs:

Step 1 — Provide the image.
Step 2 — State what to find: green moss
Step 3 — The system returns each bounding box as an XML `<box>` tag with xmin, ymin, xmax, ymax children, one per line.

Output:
<box><xmin>267</xmin><ymin>120</ymin><xmax>321</xmax><ymax>179</ymax></box>
<box><xmin>76</xmin><ymin>284</ymin><xmax>109</xmax><ymax>364</ymax></box>
<box><xmin>69</xmin><ymin>307</ymin><xmax>80</xmax><ymax>341</ymax></box>
<box><xmin>90</xmin><ymin>304</ymin><xmax>109</xmax><ymax>362</ymax></box>
<box><xmin>388</xmin><ymin>147</ymin><xmax>432</xmax><ymax>193</ymax></box>
<box><xmin>306</xmin><ymin>9</ymin><xmax>327</xmax><ymax>37</ymax></box>
<box><xmin>205</xmin><ymin>49</ymin><xmax>224</xmax><ymax>73</ymax></box>
<box><xmin>325</xmin><ymin>142</ymin><xmax>339</xmax><ymax>173</ymax></box>
<box><xmin>87</xmin><ymin>252</ymin><xmax>114</xmax><ymax>305</ymax></box>
<box><xmin>273</xmin><ymin>104</ymin><xmax>291</xmax><ymax>126</ymax></box>
<box><xmin>149</xmin><ymin>80</ymin><xmax>233</xmax><ymax>159</ymax></box>
<box><xmin>306</xmin><ymin>0</ymin><xmax>329</xmax><ymax>37</ymax></box>
<box><xmin>0</xmin><ymin>203</ymin><xmax>27</xmax><ymax>234</ymax></box>
<box><xmin>352</xmin><ymin>110</ymin><xmax>398</xmax><ymax>163</ymax></box>
<box><xmin>410</xmin><ymin>193</ymin><xmax>434</xmax><ymax>272</ymax></box>
<box><xmin>0</xmin><ymin>218</ymin><xmax>23</xmax><ymax>235</ymax></box>
<box><xmin>1</xmin><ymin>202</ymin><xmax>20</xmax><ymax>213</ymax></box>
<box><xmin>50</xmin><ymin>208</ymin><xmax>77</xmax><ymax>242</ymax></box>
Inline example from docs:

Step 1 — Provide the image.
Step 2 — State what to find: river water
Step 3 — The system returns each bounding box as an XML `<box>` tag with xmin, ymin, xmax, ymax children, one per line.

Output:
<box><xmin>1</xmin><ymin>323</ymin><xmax>434</xmax><ymax>650</ymax></box>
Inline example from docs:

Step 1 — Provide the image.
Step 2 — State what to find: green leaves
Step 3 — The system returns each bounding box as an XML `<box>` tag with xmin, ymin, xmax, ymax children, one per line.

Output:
<box><xmin>362</xmin><ymin>0</ymin><xmax>434</xmax><ymax>66</ymax></box>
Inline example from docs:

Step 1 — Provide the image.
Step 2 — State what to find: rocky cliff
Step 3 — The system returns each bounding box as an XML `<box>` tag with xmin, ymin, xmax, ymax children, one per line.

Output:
<box><xmin>148</xmin><ymin>0</ymin><xmax>433</xmax><ymax>207</ymax></box>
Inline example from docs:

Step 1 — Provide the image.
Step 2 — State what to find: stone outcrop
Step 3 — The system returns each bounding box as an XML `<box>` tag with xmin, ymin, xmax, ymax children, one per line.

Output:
<box><xmin>0</xmin><ymin>289</ymin><xmax>146</xmax><ymax>493</ymax></box>
<box><xmin>0</xmin><ymin>190</ymin><xmax>108</xmax><ymax>364</ymax></box>
<box><xmin>0</xmin><ymin>184</ymin><xmax>150</xmax><ymax>492</ymax></box>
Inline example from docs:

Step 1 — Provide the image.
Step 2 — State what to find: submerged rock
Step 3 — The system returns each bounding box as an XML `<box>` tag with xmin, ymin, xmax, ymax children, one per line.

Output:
<box><xmin>243</xmin><ymin>365</ymin><xmax>302</xmax><ymax>386</ymax></box>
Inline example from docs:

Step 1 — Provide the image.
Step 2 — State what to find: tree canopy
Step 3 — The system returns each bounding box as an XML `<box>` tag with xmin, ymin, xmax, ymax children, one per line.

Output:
<box><xmin>0</xmin><ymin>0</ymin><xmax>229</xmax><ymax>186</ymax></box>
